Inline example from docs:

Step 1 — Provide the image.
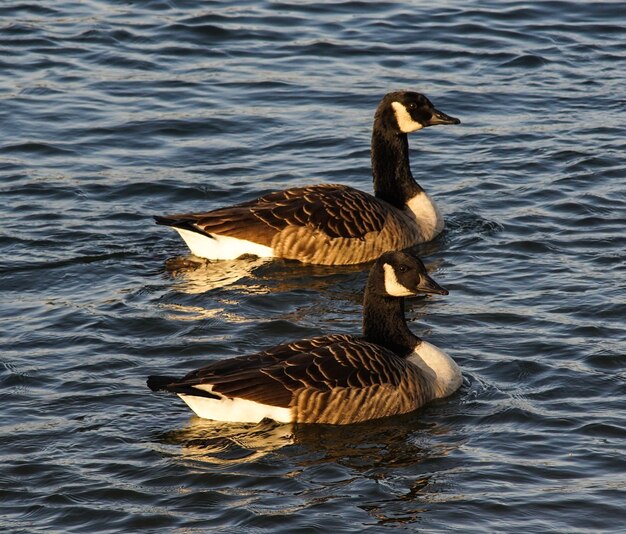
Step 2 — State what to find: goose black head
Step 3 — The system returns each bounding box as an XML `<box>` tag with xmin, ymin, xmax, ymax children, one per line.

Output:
<box><xmin>377</xmin><ymin>91</ymin><xmax>460</xmax><ymax>134</ymax></box>
<box><xmin>371</xmin><ymin>250</ymin><xmax>449</xmax><ymax>297</ymax></box>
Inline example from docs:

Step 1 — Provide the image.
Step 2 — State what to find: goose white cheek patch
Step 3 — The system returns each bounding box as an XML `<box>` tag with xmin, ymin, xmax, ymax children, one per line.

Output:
<box><xmin>391</xmin><ymin>101</ymin><xmax>424</xmax><ymax>133</ymax></box>
<box><xmin>383</xmin><ymin>263</ymin><xmax>415</xmax><ymax>296</ymax></box>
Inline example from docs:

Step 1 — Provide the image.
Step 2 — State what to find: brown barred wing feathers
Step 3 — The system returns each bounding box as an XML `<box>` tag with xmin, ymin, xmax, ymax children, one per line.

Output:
<box><xmin>249</xmin><ymin>184</ymin><xmax>387</xmax><ymax>240</ymax></box>
<box><xmin>162</xmin><ymin>335</ymin><xmax>356</xmax><ymax>409</ymax></box>
<box><xmin>164</xmin><ymin>185</ymin><xmax>388</xmax><ymax>243</ymax></box>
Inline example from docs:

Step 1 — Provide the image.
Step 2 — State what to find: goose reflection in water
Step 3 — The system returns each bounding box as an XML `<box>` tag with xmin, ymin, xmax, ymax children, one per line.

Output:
<box><xmin>162</xmin><ymin>253</ymin><xmax>372</xmax><ymax>295</ymax></box>
<box><xmin>162</xmin><ymin>254</ymin><xmax>269</xmax><ymax>294</ymax></box>
<box><xmin>155</xmin><ymin>407</ymin><xmax>461</xmax><ymax>470</ymax></box>
<box><xmin>152</xmin><ymin>410</ymin><xmax>462</xmax><ymax>526</ymax></box>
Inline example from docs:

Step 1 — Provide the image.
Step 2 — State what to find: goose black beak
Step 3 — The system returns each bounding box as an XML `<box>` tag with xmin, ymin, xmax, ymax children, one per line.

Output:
<box><xmin>417</xmin><ymin>274</ymin><xmax>449</xmax><ymax>296</ymax></box>
<box><xmin>426</xmin><ymin>108</ymin><xmax>461</xmax><ymax>127</ymax></box>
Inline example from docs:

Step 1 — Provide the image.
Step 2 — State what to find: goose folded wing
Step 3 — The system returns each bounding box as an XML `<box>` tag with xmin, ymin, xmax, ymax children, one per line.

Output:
<box><xmin>174</xmin><ymin>337</ymin><xmax>407</xmax><ymax>409</ymax></box>
<box><xmin>168</xmin><ymin>185</ymin><xmax>387</xmax><ymax>241</ymax></box>
<box><xmin>251</xmin><ymin>184</ymin><xmax>387</xmax><ymax>239</ymax></box>
<box><xmin>162</xmin><ymin>334</ymin><xmax>353</xmax><ymax>407</ymax></box>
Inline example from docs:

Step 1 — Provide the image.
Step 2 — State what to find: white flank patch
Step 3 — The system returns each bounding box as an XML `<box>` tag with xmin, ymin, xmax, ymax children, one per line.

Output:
<box><xmin>174</xmin><ymin>227</ymin><xmax>274</xmax><ymax>260</ymax></box>
<box><xmin>383</xmin><ymin>263</ymin><xmax>415</xmax><ymax>296</ymax></box>
<box><xmin>178</xmin><ymin>393</ymin><xmax>292</xmax><ymax>423</ymax></box>
<box><xmin>409</xmin><ymin>341</ymin><xmax>462</xmax><ymax>398</ymax></box>
<box><xmin>406</xmin><ymin>192</ymin><xmax>444</xmax><ymax>238</ymax></box>
<box><xmin>391</xmin><ymin>101</ymin><xmax>424</xmax><ymax>133</ymax></box>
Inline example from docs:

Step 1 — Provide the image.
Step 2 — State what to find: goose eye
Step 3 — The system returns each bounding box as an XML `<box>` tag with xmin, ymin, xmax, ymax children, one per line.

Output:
<box><xmin>397</xmin><ymin>265</ymin><xmax>409</xmax><ymax>273</ymax></box>
<box><xmin>406</xmin><ymin>103</ymin><xmax>417</xmax><ymax>111</ymax></box>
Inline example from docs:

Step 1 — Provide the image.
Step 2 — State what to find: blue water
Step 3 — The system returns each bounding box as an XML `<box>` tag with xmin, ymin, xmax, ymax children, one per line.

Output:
<box><xmin>1</xmin><ymin>1</ymin><xmax>625</xmax><ymax>532</ymax></box>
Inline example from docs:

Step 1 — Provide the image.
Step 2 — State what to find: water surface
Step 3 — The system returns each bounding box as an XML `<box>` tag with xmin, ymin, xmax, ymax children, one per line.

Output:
<box><xmin>1</xmin><ymin>1</ymin><xmax>625</xmax><ymax>532</ymax></box>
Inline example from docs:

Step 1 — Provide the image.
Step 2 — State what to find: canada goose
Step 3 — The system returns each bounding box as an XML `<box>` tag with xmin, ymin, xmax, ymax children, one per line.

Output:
<box><xmin>155</xmin><ymin>91</ymin><xmax>460</xmax><ymax>265</ymax></box>
<box><xmin>147</xmin><ymin>250</ymin><xmax>462</xmax><ymax>425</ymax></box>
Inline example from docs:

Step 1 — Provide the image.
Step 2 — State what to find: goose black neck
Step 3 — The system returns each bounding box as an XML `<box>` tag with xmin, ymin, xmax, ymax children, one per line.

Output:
<box><xmin>371</xmin><ymin>125</ymin><xmax>422</xmax><ymax>210</ymax></box>
<box><xmin>362</xmin><ymin>287</ymin><xmax>420</xmax><ymax>358</ymax></box>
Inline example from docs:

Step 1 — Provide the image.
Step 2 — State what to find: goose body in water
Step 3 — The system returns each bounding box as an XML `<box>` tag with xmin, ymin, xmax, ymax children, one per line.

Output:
<box><xmin>147</xmin><ymin>250</ymin><xmax>462</xmax><ymax>425</ymax></box>
<box><xmin>155</xmin><ymin>91</ymin><xmax>460</xmax><ymax>265</ymax></box>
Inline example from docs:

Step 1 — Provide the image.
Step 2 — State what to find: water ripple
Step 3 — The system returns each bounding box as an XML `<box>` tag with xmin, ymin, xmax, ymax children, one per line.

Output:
<box><xmin>1</xmin><ymin>0</ymin><xmax>625</xmax><ymax>532</ymax></box>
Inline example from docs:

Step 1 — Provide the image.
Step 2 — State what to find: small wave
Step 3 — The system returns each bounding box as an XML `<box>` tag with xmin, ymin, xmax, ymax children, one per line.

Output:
<box><xmin>446</xmin><ymin>212</ymin><xmax>504</xmax><ymax>236</ymax></box>
<box><xmin>0</xmin><ymin>141</ymin><xmax>76</xmax><ymax>156</ymax></box>
<box><xmin>500</xmin><ymin>54</ymin><xmax>549</xmax><ymax>69</ymax></box>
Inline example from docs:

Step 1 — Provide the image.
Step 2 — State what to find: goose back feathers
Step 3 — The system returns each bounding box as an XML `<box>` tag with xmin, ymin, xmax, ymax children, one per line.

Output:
<box><xmin>147</xmin><ymin>250</ymin><xmax>462</xmax><ymax>425</ymax></box>
<box><xmin>155</xmin><ymin>91</ymin><xmax>460</xmax><ymax>265</ymax></box>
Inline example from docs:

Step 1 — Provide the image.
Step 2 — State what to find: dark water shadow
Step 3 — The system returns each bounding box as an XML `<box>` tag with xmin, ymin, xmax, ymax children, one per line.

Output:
<box><xmin>289</xmin><ymin>411</ymin><xmax>460</xmax><ymax>470</ymax></box>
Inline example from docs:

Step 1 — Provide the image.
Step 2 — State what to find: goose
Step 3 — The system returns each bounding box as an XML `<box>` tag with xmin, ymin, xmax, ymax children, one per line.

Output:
<box><xmin>147</xmin><ymin>250</ymin><xmax>462</xmax><ymax>425</ymax></box>
<box><xmin>155</xmin><ymin>91</ymin><xmax>460</xmax><ymax>265</ymax></box>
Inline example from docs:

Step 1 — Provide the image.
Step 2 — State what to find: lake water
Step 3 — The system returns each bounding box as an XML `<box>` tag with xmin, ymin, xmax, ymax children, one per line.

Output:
<box><xmin>1</xmin><ymin>1</ymin><xmax>625</xmax><ymax>532</ymax></box>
